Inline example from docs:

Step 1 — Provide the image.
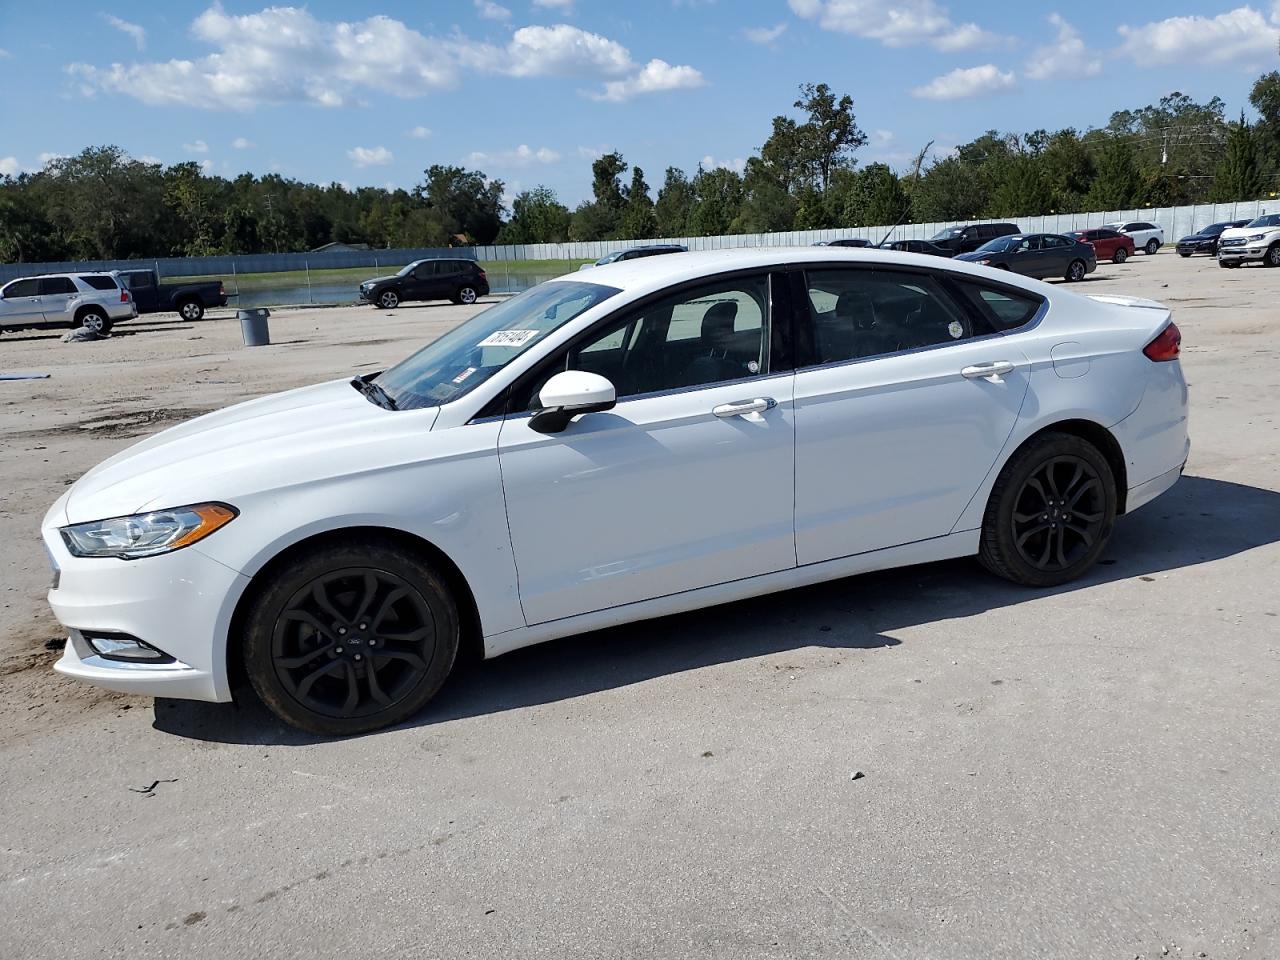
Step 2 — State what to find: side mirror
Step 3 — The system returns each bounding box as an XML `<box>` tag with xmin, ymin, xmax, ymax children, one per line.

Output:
<box><xmin>530</xmin><ymin>370</ymin><xmax>617</xmax><ymax>434</ymax></box>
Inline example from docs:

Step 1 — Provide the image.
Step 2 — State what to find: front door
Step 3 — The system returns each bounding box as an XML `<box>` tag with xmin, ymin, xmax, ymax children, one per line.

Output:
<box><xmin>0</xmin><ymin>278</ymin><xmax>43</xmax><ymax>328</ymax></box>
<box><xmin>497</xmin><ymin>272</ymin><xmax>796</xmax><ymax>625</ymax></box>
<box><xmin>793</xmin><ymin>266</ymin><xmax>1031</xmax><ymax>564</ymax></box>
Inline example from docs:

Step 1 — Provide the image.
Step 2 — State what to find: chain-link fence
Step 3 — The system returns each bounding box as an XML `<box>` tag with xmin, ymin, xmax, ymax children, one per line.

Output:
<box><xmin>2</xmin><ymin>197</ymin><xmax>1275</xmax><ymax>309</ymax></box>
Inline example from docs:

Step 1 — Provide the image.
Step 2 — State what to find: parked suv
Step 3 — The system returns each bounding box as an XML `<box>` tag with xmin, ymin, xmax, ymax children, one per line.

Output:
<box><xmin>0</xmin><ymin>271</ymin><xmax>137</xmax><ymax>334</ymax></box>
<box><xmin>1102</xmin><ymin>221</ymin><xmax>1164</xmax><ymax>255</ymax></box>
<box><xmin>927</xmin><ymin>222</ymin><xmax>1020</xmax><ymax>254</ymax></box>
<box><xmin>583</xmin><ymin>244</ymin><xmax>688</xmax><ymax>269</ymax></box>
<box><xmin>1067</xmin><ymin>227</ymin><xmax>1135</xmax><ymax>264</ymax></box>
<box><xmin>1216</xmin><ymin>213</ymin><xmax>1280</xmax><ymax>268</ymax></box>
<box><xmin>359</xmin><ymin>258</ymin><xmax>489</xmax><ymax>309</ymax></box>
<box><xmin>1176</xmin><ymin>220</ymin><xmax>1251</xmax><ymax>258</ymax></box>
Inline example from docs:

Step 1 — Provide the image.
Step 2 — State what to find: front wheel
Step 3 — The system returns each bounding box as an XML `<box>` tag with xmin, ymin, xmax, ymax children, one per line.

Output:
<box><xmin>1219</xmin><ymin>259</ymin><xmax>1239</xmax><ymax>269</ymax></box>
<box><xmin>1065</xmin><ymin>259</ymin><xmax>1086</xmax><ymax>282</ymax></box>
<box><xmin>243</xmin><ymin>540</ymin><xmax>460</xmax><ymax>735</ymax></box>
<box><xmin>178</xmin><ymin>299</ymin><xmax>205</xmax><ymax>322</ymax></box>
<box><xmin>978</xmin><ymin>433</ymin><xmax>1117</xmax><ymax>588</ymax></box>
<box><xmin>1145</xmin><ymin>239</ymin><xmax>1160</xmax><ymax>255</ymax></box>
<box><xmin>1113</xmin><ymin>248</ymin><xmax>1128</xmax><ymax>264</ymax></box>
<box><xmin>377</xmin><ymin>290</ymin><xmax>400</xmax><ymax>310</ymax></box>
<box><xmin>1266</xmin><ymin>244</ymin><xmax>1280</xmax><ymax>268</ymax></box>
<box><xmin>1178</xmin><ymin>252</ymin><xmax>1191</xmax><ymax>258</ymax></box>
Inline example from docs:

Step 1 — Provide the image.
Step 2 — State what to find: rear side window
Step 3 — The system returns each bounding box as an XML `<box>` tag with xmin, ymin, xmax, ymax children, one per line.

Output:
<box><xmin>79</xmin><ymin>275</ymin><xmax>118</xmax><ymax>291</ymax></box>
<box><xmin>124</xmin><ymin>272</ymin><xmax>153</xmax><ymax>289</ymax></box>
<box><xmin>802</xmin><ymin>268</ymin><xmax>992</xmax><ymax>365</ymax></box>
<box><xmin>40</xmin><ymin>277</ymin><xmax>77</xmax><ymax>295</ymax></box>
<box><xmin>955</xmin><ymin>281</ymin><xmax>1044</xmax><ymax>331</ymax></box>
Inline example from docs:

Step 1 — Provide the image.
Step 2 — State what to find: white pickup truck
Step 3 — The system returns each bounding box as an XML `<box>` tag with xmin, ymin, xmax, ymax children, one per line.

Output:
<box><xmin>1217</xmin><ymin>213</ymin><xmax>1280</xmax><ymax>268</ymax></box>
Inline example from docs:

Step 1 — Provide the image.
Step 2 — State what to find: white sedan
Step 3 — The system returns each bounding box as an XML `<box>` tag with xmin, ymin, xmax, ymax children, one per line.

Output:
<box><xmin>42</xmin><ymin>249</ymin><xmax>1190</xmax><ymax>734</ymax></box>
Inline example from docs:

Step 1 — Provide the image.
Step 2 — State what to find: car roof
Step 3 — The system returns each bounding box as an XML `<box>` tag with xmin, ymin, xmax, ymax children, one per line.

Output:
<box><xmin>552</xmin><ymin>246</ymin><xmax>1052</xmax><ymax>299</ymax></box>
<box><xmin>5</xmin><ymin>270</ymin><xmax>116</xmax><ymax>281</ymax></box>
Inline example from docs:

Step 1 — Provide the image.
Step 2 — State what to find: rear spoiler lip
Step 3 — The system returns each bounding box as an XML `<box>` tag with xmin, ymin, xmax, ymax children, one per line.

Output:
<box><xmin>1085</xmin><ymin>293</ymin><xmax>1169</xmax><ymax>311</ymax></box>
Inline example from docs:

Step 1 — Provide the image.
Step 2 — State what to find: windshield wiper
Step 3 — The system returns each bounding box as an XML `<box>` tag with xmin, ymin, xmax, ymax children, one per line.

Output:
<box><xmin>350</xmin><ymin>374</ymin><xmax>398</xmax><ymax>411</ymax></box>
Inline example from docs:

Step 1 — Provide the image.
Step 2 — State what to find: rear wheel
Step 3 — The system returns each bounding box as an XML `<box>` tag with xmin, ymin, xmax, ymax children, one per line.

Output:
<box><xmin>243</xmin><ymin>540</ymin><xmax>460</xmax><ymax>735</ymax></box>
<box><xmin>1065</xmin><ymin>259</ymin><xmax>1086</xmax><ymax>282</ymax></box>
<box><xmin>1145</xmin><ymin>238</ymin><xmax>1160</xmax><ymax>255</ymax></box>
<box><xmin>978</xmin><ymin>433</ymin><xmax>1116</xmax><ymax>587</ymax></box>
<box><xmin>1266</xmin><ymin>244</ymin><xmax>1280</xmax><ymax>268</ymax></box>
<box><xmin>377</xmin><ymin>290</ymin><xmax>399</xmax><ymax>309</ymax></box>
<box><xmin>77</xmin><ymin>308</ymin><xmax>112</xmax><ymax>335</ymax></box>
<box><xmin>456</xmin><ymin>285</ymin><xmax>479</xmax><ymax>305</ymax></box>
<box><xmin>177</xmin><ymin>299</ymin><xmax>205</xmax><ymax>322</ymax></box>
<box><xmin>1113</xmin><ymin>248</ymin><xmax>1128</xmax><ymax>264</ymax></box>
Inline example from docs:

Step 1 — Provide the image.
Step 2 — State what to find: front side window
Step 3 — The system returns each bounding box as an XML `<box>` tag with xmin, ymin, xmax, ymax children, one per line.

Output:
<box><xmin>516</xmin><ymin>274</ymin><xmax>772</xmax><ymax>409</ymax></box>
<box><xmin>3</xmin><ymin>279</ymin><xmax>39</xmax><ymax>298</ymax></box>
<box><xmin>976</xmin><ymin>236</ymin><xmax>1022</xmax><ymax>254</ymax></box>
<box><xmin>802</xmin><ymin>268</ymin><xmax>991</xmax><ymax>365</ymax></box>
<box><xmin>377</xmin><ymin>280</ymin><xmax>620</xmax><ymax>410</ymax></box>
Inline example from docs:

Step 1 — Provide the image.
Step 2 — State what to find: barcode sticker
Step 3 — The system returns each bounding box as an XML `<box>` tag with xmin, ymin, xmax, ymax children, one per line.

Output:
<box><xmin>478</xmin><ymin>329</ymin><xmax>540</xmax><ymax>348</ymax></box>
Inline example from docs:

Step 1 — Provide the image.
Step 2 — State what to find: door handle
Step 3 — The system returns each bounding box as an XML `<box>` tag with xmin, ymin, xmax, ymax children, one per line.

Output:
<box><xmin>961</xmin><ymin>361</ymin><xmax>1016</xmax><ymax>381</ymax></box>
<box><xmin>712</xmin><ymin>397</ymin><xmax>776</xmax><ymax>418</ymax></box>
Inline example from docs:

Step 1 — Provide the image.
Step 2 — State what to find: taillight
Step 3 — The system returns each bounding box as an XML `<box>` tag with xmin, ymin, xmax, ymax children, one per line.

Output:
<box><xmin>478</xmin><ymin>270</ymin><xmax>487</xmax><ymax>280</ymax></box>
<box><xmin>1143</xmin><ymin>321</ymin><xmax>1181</xmax><ymax>362</ymax></box>
<box><xmin>219</xmin><ymin>282</ymin><xmax>225</xmax><ymax>296</ymax></box>
<box><xmin>120</xmin><ymin>289</ymin><xmax>130</xmax><ymax>303</ymax></box>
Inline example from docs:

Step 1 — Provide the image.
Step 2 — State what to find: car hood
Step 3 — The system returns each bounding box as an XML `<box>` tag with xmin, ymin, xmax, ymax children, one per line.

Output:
<box><xmin>1220</xmin><ymin>225</ymin><xmax>1276</xmax><ymax>241</ymax></box>
<box><xmin>952</xmin><ymin>251</ymin><xmax>992</xmax><ymax>262</ymax></box>
<box><xmin>1178</xmin><ymin>233</ymin><xmax>1213</xmax><ymax>242</ymax></box>
<box><xmin>362</xmin><ymin>275</ymin><xmax>400</xmax><ymax>286</ymax></box>
<box><xmin>64</xmin><ymin>379</ymin><xmax>439</xmax><ymax>522</ymax></box>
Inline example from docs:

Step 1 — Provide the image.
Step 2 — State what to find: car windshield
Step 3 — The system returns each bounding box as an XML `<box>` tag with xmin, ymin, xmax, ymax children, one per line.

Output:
<box><xmin>395</xmin><ymin>261</ymin><xmax>423</xmax><ymax>278</ymax></box>
<box><xmin>375</xmin><ymin>280</ymin><xmax>621</xmax><ymax>410</ymax></box>
<box><xmin>595</xmin><ymin>252</ymin><xmax>623</xmax><ymax>266</ymax></box>
<box><xmin>1201</xmin><ymin>224</ymin><xmax>1226</xmax><ymax>235</ymax></box>
<box><xmin>1246</xmin><ymin>214</ymin><xmax>1280</xmax><ymax>228</ymax></box>
<box><xmin>930</xmin><ymin>227</ymin><xmax>963</xmax><ymax>240</ymax></box>
<box><xmin>975</xmin><ymin>236</ymin><xmax>1022</xmax><ymax>253</ymax></box>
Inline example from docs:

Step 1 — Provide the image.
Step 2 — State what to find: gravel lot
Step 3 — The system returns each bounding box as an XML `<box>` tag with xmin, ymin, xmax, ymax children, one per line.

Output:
<box><xmin>1</xmin><ymin>253</ymin><xmax>1278</xmax><ymax>959</ymax></box>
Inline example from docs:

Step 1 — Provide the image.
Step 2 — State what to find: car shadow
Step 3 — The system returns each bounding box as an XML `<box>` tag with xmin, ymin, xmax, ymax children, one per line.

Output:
<box><xmin>153</xmin><ymin>474</ymin><xmax>1280</xmax><ymax>745</ymax></box>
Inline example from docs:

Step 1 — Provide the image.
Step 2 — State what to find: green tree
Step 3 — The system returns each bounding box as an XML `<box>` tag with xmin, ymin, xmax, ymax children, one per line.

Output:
<box><xmin>1211</xmin><ymin>116</ymin><xmax>1267</xmax><ymax>201</ymax></box>
<box><xmin>417</xmin><ymin>164</ymin><xmax>505</xmax><ymax>244</ymax></box>
<box><xmin>991</xmin><ymin>157</ymin><xmax>1051</xmax><ymax>216</ymax></box>
<box><xmin>654</xmin><ymin>167</ymin><xmax>694</xmax><ymax>236</ymax></box>
<box><xmin>619</xmin><ymin>166</ymin><xmax>657</xmax><ymax>239</ymax></box>
<box><xmin>793</xmin><ymin>82</ymin><xmax>867</xmax><ymax>191</ymax></box>
<box><xmin>688</xmin><ymin>167</ymin><xmax>744</xmax><ymax>236</ymax></box>
<box><xmin>1249</xmin><ymin>70</ymin><xmax>1280</xmax><ymax>174</ymax></box>
<box><xmin>498</xmin><ymin>186</ymin><xmax>571</xmax><ymax>243</ymax></box>
<box><xmin>1085</xmin><ymin>138</ymin><xmax>1142</xmax><ymax>211</ymax></box>
<box><xmin>911</xmin><ymin>156</ymin><xmax>990</xmax><ymax>222</ymax></box>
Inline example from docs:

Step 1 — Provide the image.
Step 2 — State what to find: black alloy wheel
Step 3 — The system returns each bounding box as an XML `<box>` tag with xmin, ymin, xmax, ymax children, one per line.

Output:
<box><xmin>1066</xmin><ymin>259</ymin><xmax>1086</xmax><ymax>282</ymax></box>
<box><xmin>1113</xmin><ymin>248</ymin><xmax>1128</xmax><ymax>264</ymax></box>
<box><xmin>244</xmin><ymin>542</ymin><xmax>459</xmax><ymax>735</ymax></box>
<box><xmin>979</xmin><ymin>433</ymin><xmax>1116</xmax><ymax>587</ymax></box>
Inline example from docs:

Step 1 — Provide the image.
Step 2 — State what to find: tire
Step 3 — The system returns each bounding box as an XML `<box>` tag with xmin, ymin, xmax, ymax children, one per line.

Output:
<box><xmin>456</xmin><ymin>285</ymin><xmax>479</xmax><ymax>305</ymax></box>
<box><xmin>1145</xmin><ymin>239</ymin><xmax>1160</xmax><ymax>255</ymax></box>
<box><xmin>377</xmin><ymin>290</ymin><xmax>399</xmax><ymax>310</ymax></box>
<box><xmin>1113</xmin><ymin>248</ymin><xmax>1128</xmax><ymax>264</ymax></box>
<box><xmin>978</xmin><ymin>432</ymin><xmax>1117</xmax><ymax>588</ymax></box>
<box><xmin>1219</xmin><ymin>259</ymin><xmax>1238</xmax><ymax>269</ymax></box>
<box><xmin>243</xmin><ymin>539</ymin><xmax>460</xmax><ymax>736</ymax></box>
<box><xmin>1178</xmin><ymin>252</ymin><xmax>1191</xmax><ymax>258</ymax></box>
<box><xmin>177</xmin><ymin>299</ymin><xmax>205</xmax><ymax>322</ymax></box>
<box><xmin>77</xmin><ymin>308</ymin><xmax>112</xmax><ymax>335</ymax></box>
<box><xmin>1266</xmin><ymin>244</ymin><xmax>1280</xmax><ymax>268</ymax></box>
<box><xmin>1065</xmin><ymin>259</ymin><xmax>1086</xmax><ymax>282</ymax></box>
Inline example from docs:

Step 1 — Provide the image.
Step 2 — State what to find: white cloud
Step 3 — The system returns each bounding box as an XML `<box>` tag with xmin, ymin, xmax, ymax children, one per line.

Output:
<box><xmin>103</xmin><ymin>14</ymin><xmax>146</xmax><ymax>50</ymax></box>
<box><xmin>38</xmin><ymin>152</ymin><xmax>68</xmax><ymax>166</ymax></box>
<box><xmin>231</xmin><ymin>136</ymin><xmax>253</xmax><ymax>149</ymax></box>
<box><xmin>871</xmin><ymin>129</ymin><xmax>895</xmax><ymax>146</ymax></box>
<box><xmin>700</xmin><ymin>155</ymin><xmax>746</xmax><ymax>173</ymax></box>
<box><xmin>577</xmin><ymin>144</ymin><xmax>613</xmax><ymax>159</ymax></box>
<box><xmin>911</xmin><ymin>64</ymin><xmax>1015</xmax><ymax>100</ymax></box>
<box><xmin>744</xmin><ymin>24</ymin><xmax>787</xmax><ymax>44</ymax></box>
<box><xmin>0</xmin><ymin>157</ymin><xmax>19</xmax><ymax>177</ymax></box>
<box><xmin>466</xmin><ymin>144</ymin><xmax>561</xmax><ymax>167</ymax></box>
<box><xmin>1117</xmin><ymin>5</ymin><xmax>1280</xmax><ymax>66</ymax></box>
<box><xmin>199</xmin><ymin>159</ymin><xmax>214</xmax><ymax>172</ymax></box>
<box><xmin>788</xmin><ymin>0</ymin><xmax>1003</xmax><ymax>49</ymax></box>
<box><xmin>348</xmin><ymin>145</ymin><xmax>394</xmax><ymax>167</ymax></box>
<box><xmin>406</xmin><ymin>125</ymin><xmax>431</xmax><ymax>139</ymax></box>
<box><xmin>533</xmin><ymin>0</ymin><xmax>574</xmax><ymax>9</ymax></box>
<box><xmin>592</xmin><ymin>59</ymin><xmax>705</xmax><ymax>102</ymax></box>
<box><xmin>138</xmin><ymin>154</ymin><xmax>163</xmax><ymax>165</ymax></box>
<box><xmin>473</xmin><ymin>0</ymin><xmax>511</xmax><ymax>20</ymax></box>
<box><xmin>183</xmin><ymin>139</ymin><xmax>209</xmax><ymax>154</ymax></box>
<box><xmin>69</xmin><ymin>9</ymin><xmax>699</xmax><ymax>108</ymax></box>
<box><xmin>0</xmin><ymin>48</ymin><xmax>11</xmax><ymax>59</ymax></box>
<box><xmin>1026</xmin><ymin>14</ymin><xmax>1100</xmax><ymax>80</ymax></box>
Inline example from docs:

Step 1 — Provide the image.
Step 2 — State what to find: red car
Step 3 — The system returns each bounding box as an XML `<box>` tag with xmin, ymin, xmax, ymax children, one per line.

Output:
<box><xmin>1068</xmin><ymin>228</ymin><xmax>1135</xmax><ymax>264</ymax></box>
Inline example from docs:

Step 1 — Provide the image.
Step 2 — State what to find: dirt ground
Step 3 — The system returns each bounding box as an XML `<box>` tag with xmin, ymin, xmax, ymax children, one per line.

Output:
<box><xmin>1</xmin><ymin>252</ymin><xmax>1278</xmax><ymax>959</ymax></box>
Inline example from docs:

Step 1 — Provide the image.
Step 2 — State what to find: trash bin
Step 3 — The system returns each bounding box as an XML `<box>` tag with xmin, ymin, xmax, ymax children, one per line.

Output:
<box><xmin>238</xmin><ymin>308</ymin><xmax>271</xmax><ymax>346</ymax></box>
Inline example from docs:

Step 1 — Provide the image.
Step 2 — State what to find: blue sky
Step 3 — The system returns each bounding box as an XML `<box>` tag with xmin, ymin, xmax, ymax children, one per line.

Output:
<box><xmin>1</xmin><ymin>1</ymin><xmax>1278</xmax><ymax>205</ymax></box>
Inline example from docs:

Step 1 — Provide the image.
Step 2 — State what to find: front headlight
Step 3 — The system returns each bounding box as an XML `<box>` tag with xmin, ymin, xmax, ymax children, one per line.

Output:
<box><xmin>977</xmin><ymin>258</ymin><xmax>991</xmax><ymax>265</ymax></box>
<box><xmin>60</xmin><ymin>503</ymin><xmax>237</xmax><ymax>560</ymax></box>
<box><xmin>1247</xmin><ymin>234</ymin><xmax>1265</xmax><ymax>242</ymax></box>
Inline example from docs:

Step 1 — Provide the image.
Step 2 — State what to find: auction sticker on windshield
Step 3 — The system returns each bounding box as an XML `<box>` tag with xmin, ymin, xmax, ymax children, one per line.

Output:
<box><xmin>478</xmin><ymin>330</ymin><xmax>540</xmax><ymax>348</ymax></box>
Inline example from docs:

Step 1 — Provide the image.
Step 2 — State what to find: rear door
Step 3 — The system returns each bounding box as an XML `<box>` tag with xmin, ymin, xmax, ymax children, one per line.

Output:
<box><xmin>1040</xmin><ymin>235</ymin><xmax>1072</xmax><ymax>276</ymax></box>
<box><xmin>792</xmin><ymin>266</ymin><xmax>1031</xmax><ymax>563</ymax></box>
<box><xmin>37</xmin><ymin>276</ymin><xmax>79</xmax><ymax>325</ymax></box>
<box><xmin>0</xmin><ymin>278</ymin><xmax>43</xmax><ymax>328</ymax></box>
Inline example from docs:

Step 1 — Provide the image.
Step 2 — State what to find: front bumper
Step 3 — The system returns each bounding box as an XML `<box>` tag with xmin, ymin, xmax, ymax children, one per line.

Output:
<box><xmin>1218</xmin><ymin>245</ymin><xmax>1266</xmax><ymax>262</ymax></box>
<box><xmin>42</xmin><ymin>518</ymin><xmax>249</xmax><ymax>703</ymax></box>
<box><xmin>1176</xmin><ymin>242</ymin><xmax>1209</xmax><ymax>255</ymax></box>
